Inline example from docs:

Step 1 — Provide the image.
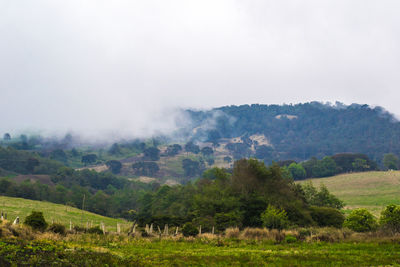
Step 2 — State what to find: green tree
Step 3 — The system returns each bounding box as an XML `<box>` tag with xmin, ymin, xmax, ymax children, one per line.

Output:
<box><xmin>106</xmin><ymin>160</ymin><xmax>122</xmax><ymax>174</ymax></box>
<box><xmin>143</xmin><ymin>147</ymin><xmax>160</xmax><ymax>161</ymax></box>
<box><xmin>380</xmin><ymin>204</ymin><xmax>400</xmax><ymax>233</ymax></box>
<box><xmin>383</xmin><ymin>153</ymin><xmax>399</xmax><ymax>170</ymax></box>
<box><xmin>343</xmin><ymin>208</ymin><xmax>377</xmax><ymax>232</ymax></box>
<box><xmin>288</xmin><ymin>163</ymin><xmax>306</xmax><ymax>180</ymax></box>
<box><xmin>81</xmin><ymin>154</ymin><xmax>97</xmax><ymax>166</ymax></box>
<box><xmin>24</xmin><ymin>211</ymin><xmax>48</xmax><ymax>231</ymax></box>
<box><xmin>302</xmin><ymin>182</ymin><xmax>344</xmax><ymax>209</ymax></box>
<box><xmin>261</xmin><ymin>205</ymin><xmax>289</xmax><ymax>230</ymax></box>
<box><xmin>352</xmin><ymin>158</ymin><xmax>369</xmax><ymax>172</ymax></box>
<box><xmin>108</xmin><ymin>143</ymin><xmax>121</xmax><ymax>155</ymax></box>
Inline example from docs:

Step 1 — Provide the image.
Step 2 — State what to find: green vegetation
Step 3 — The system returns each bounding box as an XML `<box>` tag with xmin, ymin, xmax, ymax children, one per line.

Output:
<box><xmin>24</xmin><ymin>211</ymin><xmax>48</xmax><ymax>231</ymax></box>
<box><xmin>343</xmin><ymin>209</ymin><xmax>378</xmax><ymax>232</ymax></box>
<box><xmin>300</xmin><ymin>171</ymin><xmax>400</xmax><ymax>215</ymax></box>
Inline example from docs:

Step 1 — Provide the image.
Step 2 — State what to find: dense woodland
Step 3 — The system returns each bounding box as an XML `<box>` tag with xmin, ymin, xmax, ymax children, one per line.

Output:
<box><xmin>188</xmin><ymin>102</ymin><xmax>400</xmax><ymax>164</ymax></box>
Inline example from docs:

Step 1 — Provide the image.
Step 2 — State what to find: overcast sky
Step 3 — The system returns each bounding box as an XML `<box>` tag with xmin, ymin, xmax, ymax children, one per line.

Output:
<box><xmin>1</xmin><ymin>0</ymin><xmax>399</xmax><ymax>138</ymax></box>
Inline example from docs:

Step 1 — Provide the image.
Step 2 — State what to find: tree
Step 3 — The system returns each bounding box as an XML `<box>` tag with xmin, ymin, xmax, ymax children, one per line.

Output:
<box><xmin>288</xmin><ymin>163</ymin><xmax>306</xmax><ymax>180</ymax></box>
<box><xmin>182</xmin><ymin>222</ymin><xmax>199</xmax><ymax>237</ymax></box>
<box><xmin>81</xmin><ymin>154</ymin><xmax>97</xmax><ymax>166</ymax></box>
<box><xmin>143</xmin><ymin>147</ymin><xmax>160</xmax><ymax>161</ymax></box>
<box><xmin>223</xmin><ymin>156</ymin><xmax>232</xmax><ymax>163</ymax></box>
<box><xmin>302</xmin><ymin>182</ymin><xmax>344</xmax><ymax>209</ymax></box>
<box><xmin>261</xmin><ymin>205</ymin><xmax>289</xmax><ymax>230</ymax></box>
<box><xmin>343</xmin><ymin>208</ymin><xmax>377</xmax><ymax>232</ymax></box>
<box><xmin>182</xmin><ymin>159</ymin><xmax>202</xmax><ymax>177</ymax></box>
<box><xmin>380</xmin><ymin>204</ymin><xmax>400</xmax><ymax>233</ymax></box>
<box><xmin>184</xmin><ymin>141</ymin><xmax>200</xmax><ymax>154</ymax></box>
<box><xmin>311</xmin><ymin>156</ymin><xmax>337</xmax><ymax>177</ymax></box>
<box><xmin>24</xmin><ymin>211</ymin><xmax>48</xmax><ymax>231</ymax></box>
<box><xmin>132</xmin><ymin>161</ymin><xmax>159</xmax><ymax>176</ymax></box>
<box><xmin>383</xmin><ymin>154</ymin><xmax>399</xmax><ymax>170</ymax></box>
<box><xmin>50</xmin><ymin>149</ymin><xmax>68</xmax><ymax>163</ymax></box>
<box><xmin>108</xmin><ymin>143</ymin><xmax>121</xmax><ymax>155</ymax></box>
<box><xmin>165</xmin><ymin>144</ymin><xmax>182</xmax><ymax>156</ymax></box>
<box><xmin>352</xmin><ymin>158</ymin><xmax>369</xmax><ymax>172</ymax></box>
<box><xmin>106</xmin><ymin>160</ymin><xmax>122</xmax><ymax>174</ymax></box>
<box><xmin>201</xmin><ymin>147</ymin><xmax>214</xmax><ymax>157</ymax></box>
<box><xmin>3</xmin><ymin>133</ymin><xmax>11</xmax><ymax>141</ymax></box>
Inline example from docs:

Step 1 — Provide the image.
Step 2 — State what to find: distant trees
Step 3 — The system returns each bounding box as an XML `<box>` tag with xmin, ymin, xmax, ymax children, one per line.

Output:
<box><xmin>3</xmin><ymin>133</ymin><xmax>11</xmax><ymax>141</ymax></box>
<box><xmin>184</xmin><ymin>141</ymin><xmax>200</xmax><ymax>154</ymax></box>
<box><xmin>50</xmin><ymin>149</ymin><xmax>68</xmax><ymax>163</ymax></box>
<box><xmin>302</xmin><ymin>182</ymin><xmax>344</xmax><ymax>209</ymax></box>
<box><xmin>143</xmin><ymin>147</ymin><xmax>160</xmax><ymax>161</ymax></box>
<box><xmin>383</xmin><ymin>153</ymin><xmax>399</xmax><ymax>170</ymax></box>
<box><xmin>132</xmin><ymin>161</ymin><xmax>159</xmax><ymax>176</ymax></box>
<box><xmin>182</xmin><ymin>159</ymin><xmax>203</xmax><ymax>177</ymax></box>
<box><xmin>108</xmin><ymin>143</ymin><xmax>122</xmax><ymax>155</ymax></box>
<box><xmin>201</xmin><ymin>146</ymin><xmax>214</xmax><ymax>157</ymax></box>
<box><xmin>106</xmin><ymin>160</ymin><xmax>122</xmax><ymax>174</ymax></box>
<box><xmin>165</xmin><ymin>144</ymin><xmax>182</xmax><ymax>156</ymax></box>
<box><xmin>81</xmin><ymin>154</ymin><xmax>97</xmax><ymax>166</ymax></box>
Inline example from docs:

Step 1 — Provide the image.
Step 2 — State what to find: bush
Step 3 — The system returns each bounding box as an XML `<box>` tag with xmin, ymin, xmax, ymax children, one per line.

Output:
<box><xmin>284</xmin><ymin>234</ymin><xmax>297</xmax><ymax>243</ymax></box>
<box><xmin>310</xmin><ymin>206</ymin><xmax>345</xmax><ymax>228</ymax></box>
<box><xmin>343</xmin><ymin>209</ymin><xmax>378</xmax><ymax>232</ymax></box>
<box><xmin>24</xmin><ymin>211</ymin><xmax>48</xmax><ymax>231</ymax></box>
<box><xmin>87</xmin><ymin>226</ymin><xmax>104</xmax><ymax>235</ymax></box>
<box><xmin>48</xmin><ymin>223</ymin><xmax>66</xmax><ymax>235</ymax></box>
<box><xmin>261</xmin><ymin>205</ymin><xmax>289</xmax><ymax>230</ymax></box>
<box><xmin>182</xmin><ymin>222</ymin><xmax>199</xmax><ymax>237</ymax></box>
<box><xmin>380</xmin><ymin>204</ymin><xmax>400</xmax><ymax>233</ymax></box>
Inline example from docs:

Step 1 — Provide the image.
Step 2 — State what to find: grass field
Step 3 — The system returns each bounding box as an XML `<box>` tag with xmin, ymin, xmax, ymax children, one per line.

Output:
<box><xmin>2</xmin><ymin>235</ymin><xmax>400</xmax><ymax>266</ymax></box>
<box><xmin>300</xmin><ymin>171</ymin><xmax>400</xmax><ymax>216</ymax></box>
<box><xmin>0</xmin><ymin>196</ymin><xmax>128</xmax><ymax>230</ymax></box>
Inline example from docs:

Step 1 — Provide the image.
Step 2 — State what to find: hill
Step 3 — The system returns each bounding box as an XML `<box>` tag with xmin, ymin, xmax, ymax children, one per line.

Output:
<box><xmin>185</xmin><ymin>102</ymin><xmax>400</xmax><ymax>164</ymax></box>
<box><xmin>0</xmin><ymin>196</ymin><xmax>129</xmax><ymax>230</ymax></box>
<box><xmin>299</xmin><ymin>171</ymin><xmax>400</xmax><ymax>216</ymax></box>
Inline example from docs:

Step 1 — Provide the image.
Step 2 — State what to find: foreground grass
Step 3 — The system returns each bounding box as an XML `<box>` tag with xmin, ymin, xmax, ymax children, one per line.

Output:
<box><xmin>300</xmin><ymin>171</ymin><xmax>400</xmax><ymax>216</ymax></box>
<box><xmin>0</xmin><ymin>196</ymin><xmax>128</xmax><ymax>230</ymax></box>
<box><xmin>1</xmin><ymin>236</ymin><xmax>400</xmax><ymax>266</ymax></box>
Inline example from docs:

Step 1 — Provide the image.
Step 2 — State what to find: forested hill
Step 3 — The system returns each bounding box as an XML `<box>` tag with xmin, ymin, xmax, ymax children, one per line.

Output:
<box><xmin>186</xmin><ymin>102</ymin><xmax>400</xmax><ymax>163</ymax></box>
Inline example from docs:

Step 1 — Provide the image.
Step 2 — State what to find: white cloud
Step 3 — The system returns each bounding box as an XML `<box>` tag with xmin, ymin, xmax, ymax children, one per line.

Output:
<box><xmin>1</xmin><ymin>0</ymin><xmax>399</xmax><ymax>137</ymax></box>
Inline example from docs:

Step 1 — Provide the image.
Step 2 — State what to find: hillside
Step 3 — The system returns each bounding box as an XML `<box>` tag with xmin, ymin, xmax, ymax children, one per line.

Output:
<box><xmin>300</xmin><ymin>171</ymin><xmax>400</xmax><ymax>216</ymax></box>
<box><xmin>0</xmin><ymin>196</ymin><xmax>128</xmax><ymax>230</ymax></box>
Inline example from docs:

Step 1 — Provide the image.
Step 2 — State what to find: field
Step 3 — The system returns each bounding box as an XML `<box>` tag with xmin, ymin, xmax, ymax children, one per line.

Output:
<box><xmin>0</xmin><ymin>196</ymin><xmax>128</xmax><ymax>230</ymax></box>
<box><xmin>1</xmin><ymin>233</ymin><xmax>400</xmax><ymax>266</ymax></box>
<box><xmin>300</xmin><ymin>171</ymin><xmax>400</xmax><ymax>216</ymax></box>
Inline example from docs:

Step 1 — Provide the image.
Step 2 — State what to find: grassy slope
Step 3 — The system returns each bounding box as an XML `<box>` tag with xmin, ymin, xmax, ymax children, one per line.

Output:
<box><xmin>0</xmin><ymin>196</ymin><xmax>128</xmax><ymax>230</ymax></box>
<box><xmin>300</xmin><ymin>171</ymin><xmax>400</xmax><ymax>216</ymax></box>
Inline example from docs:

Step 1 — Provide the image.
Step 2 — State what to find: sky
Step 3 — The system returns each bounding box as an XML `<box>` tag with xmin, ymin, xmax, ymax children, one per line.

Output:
<box><xmin>1</xmin><ymin>0</ymin><xmax>399</xmax><ymax>138</ymax></box>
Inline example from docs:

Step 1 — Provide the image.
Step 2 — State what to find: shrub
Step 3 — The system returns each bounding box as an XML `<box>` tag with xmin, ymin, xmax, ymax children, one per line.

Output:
<box><xmin>87</xmin><ymin>226</ymin><xmax>104</xmax><ymax>235</ymax></box>
<box><xmin>380</xmin><ymin>204</ymin><xmax>400</xmax><ymax>233</ymax></box>
<box><xmin>343</xmin><ymin>209</ymin><xmax>377</xmax><ymax>232</ymax></box>
<box><xmin>48</xmin><ymin>223</ymin><xmax>66</xmax><ymax>235</ymax></box>
<box><xmin>24</xmin><ymin>211</ymin><xmax>48</xmax><ymax>231</ymax></box>
<box><xmin>261</xmin><ymin>205</ymin><xmax>289</xmax><ymax>230</ymax></box>
<box><xmin>310</xmin><ymin>206</ymin><xmax>345</xmax><ymax>228</ymax></box>
<box><xmin>73</xmin><ymin>225</ymin><xmax>86</xmax><ymax>233</ymax></box>
<box><xmin>284</xmin><ymin>234</ymin><xmax>297</xmax><ymax>243</ymax></box>
<box><xmin>182</xmin><ymin>222</ymin><xmax>199</xmax><ymax>237</ymax></box>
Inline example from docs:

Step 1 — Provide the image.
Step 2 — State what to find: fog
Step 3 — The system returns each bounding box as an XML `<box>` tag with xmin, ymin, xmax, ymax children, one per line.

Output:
<box><xmin>1</xmin><ymin>1</ymin><xmax>400</xmax><ymax>139</ymax></box>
